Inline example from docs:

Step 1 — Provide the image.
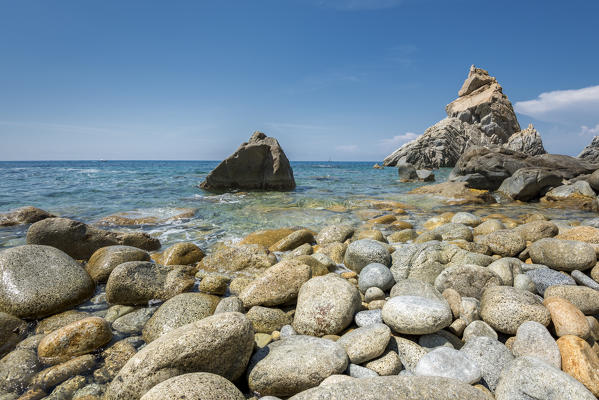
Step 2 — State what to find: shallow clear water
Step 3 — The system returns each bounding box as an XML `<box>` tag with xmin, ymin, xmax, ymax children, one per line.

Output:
<box><xmin>0</xmin><ymin>160</ymin><xmax>595</xmax><ymax>250</ymax></box>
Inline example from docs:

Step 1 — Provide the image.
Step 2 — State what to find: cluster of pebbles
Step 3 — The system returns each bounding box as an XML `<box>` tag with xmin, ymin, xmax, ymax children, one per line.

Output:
<box><xmin>2</xmin><ymin>203</ymin><xmax>599</xmax><ymax>399</ymax></box>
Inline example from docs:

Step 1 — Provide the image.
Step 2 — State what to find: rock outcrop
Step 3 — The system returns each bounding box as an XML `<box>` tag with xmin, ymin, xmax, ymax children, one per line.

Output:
<box><xmin>505</xmin><ymin>124</ymin><xmax>546</xmax><ymax>155</ymax></box>
<box><xmin>578</xmin><ymin>136</ymin><xmax>599</xmax><ymax>162</ymax></box>
<box><xmin>384</xmin><ymin>65</ymin><xmax>520</xmax><ymax>168</ymax></box>
<box><xmin>200</xmin><ymin>131</ymin><xmax>295</xmax><ymax>191</ymax></box>
<box><xmin>0</xmin><ymin>206</ymin><xmax>55</xmax><ymax>227</ymax></box>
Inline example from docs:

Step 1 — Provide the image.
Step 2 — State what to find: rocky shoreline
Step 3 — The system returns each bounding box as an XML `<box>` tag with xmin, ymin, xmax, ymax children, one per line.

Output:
<box><xmin>2</xmin><ymin>200</ymin><xmax>599</xmax><ymax>399</ymax></box>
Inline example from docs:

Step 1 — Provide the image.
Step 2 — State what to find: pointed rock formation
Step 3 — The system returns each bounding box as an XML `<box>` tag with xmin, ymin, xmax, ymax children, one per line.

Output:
<box><xmin>383</xmin><ymin>65</ymin><xmax>521</xmax><ymax>168</ymax></box>
<box><xmin>200</xmin><ymin>131</ymin><xmax>295</xmax><ymax>191</ymax></box>
<box><xmin>578</xmin><ymin>136</ymin><xmax>599</xmax><ymax>163</ymax></box>
<box><xmin>504</xmin><ymin>124</ymin><xmax>546</xmax><ymax>156</ymax></box>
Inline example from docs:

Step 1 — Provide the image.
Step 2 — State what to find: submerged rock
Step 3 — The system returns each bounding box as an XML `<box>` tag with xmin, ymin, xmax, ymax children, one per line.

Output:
<box><xmin>200</xmin><ymin>131</ymin><xmax>295</xmax><ymax>191</ymax></box>
<box><xmin>0</xmin><ymin>206</ymin><xmax>54</xmax><ymax>227</ymax></box>
<box><xmin>26</xmin><ymin>217</ymin><xmax>160</xmax><ymax>260</ymax></box>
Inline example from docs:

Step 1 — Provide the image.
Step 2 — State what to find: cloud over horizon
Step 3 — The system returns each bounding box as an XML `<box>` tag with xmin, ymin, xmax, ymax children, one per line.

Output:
<box><xmin>514</xmin><ymin>85</ymin><xmax>599</xmax><ymax>125</ymax></box>
<box><xmin>379</xmin><ymin>132</ymin><xmax>419</xmax><ymax>149</ymax></box>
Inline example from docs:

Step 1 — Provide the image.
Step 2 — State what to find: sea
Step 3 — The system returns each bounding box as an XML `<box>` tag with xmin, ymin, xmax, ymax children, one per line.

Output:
<box><xmin>0</xmin><ymin>160</ymin><xmax>594</xmax><ymax>250</ymax></box>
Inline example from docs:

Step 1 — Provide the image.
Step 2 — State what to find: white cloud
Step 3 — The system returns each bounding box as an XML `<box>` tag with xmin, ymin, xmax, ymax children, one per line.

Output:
<box><xmin>514</xmin><ymin>85</ymin><xmax>599</xmax><ymax>123</ymax></box>
<box><xmin>580</xmin><ymin>123</ymin><xmax>599</xmax><ymax>136</ymax></box>
<box><xmin>336</xmin><ymin>144</ymin><xmax>359</xmax><ymax>152</ymax></box>
<box><xmin>314</xmin><ymin>0</ymin><xmax>403</xmax><ymax>10</ymax></box>
<box><xmin>378</xmin><ymin>132</ymin><xmax>419</xmax><ymax>148</ymax></box>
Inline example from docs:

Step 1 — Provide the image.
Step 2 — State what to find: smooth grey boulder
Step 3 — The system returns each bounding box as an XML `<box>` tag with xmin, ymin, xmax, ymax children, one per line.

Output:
<box><xmin>199</xmin><ymin>131</ymin><xmax>295</xmax><ymax>191</ymax></box>
<box><xmin>247</xmin><ymin>335</ymin><xmax>348</xmax><ymax>398</ymax></box>
<box><xmin>142</xmin><ymin>293</ymin><xmax>219</xmax><ymax>342</ymax></box>
<box><xmin>104</xmin><ymin>312</ymin><xmax>255</xmax><ymax>400</ymax></box>
<box><xmin>511</xmin><ymin>320</ymin><xmax>561</xmax><ymax>369</ymax></box>
<box><xmin>498</xmin><ymin>167</ymin><xmax>561</xmax><ymax>201</ymax></box>
<box><xmin>382</xmin><ymin>296</ymin><xmax>452</xmax><ymax>335</ymax></box>
<box><xmin>26</xmin><ymin>217</ymin><xmax>160</xmax><ymax>260</ymax></box>
<box><xmin>495</xmin><ymin>356</ymin><xmax>596</xmax><ymax>400</ymax></box>
<box><xmin>460</xmin><ymin>336</ymin><xmax>513</xmax><ymax>391</ymax></box>
<box><xmin>0</xmin><ymin>245</ymin><xmax>95</xmax><ymax>319</ymax></box>
<box><xmin>529</xmin><ymin>238</ymin><xmax>596</xmax><ymax>271</ymax></box>
<box><xmin>526</xmin><ymin>268</ymin><xmax>576</xmax><ymax>295</ymax></box>
<box><xmin>434</xmin><ymin>264</ymin><xmax>501</xmax><ymax>299</ymax></box>
<box><xmin>480</xmin><ymin>286</ymin><xmax>550</xmax><ymax>334</ymax></box>
<box><xmin>86</xmin><ymin>245</ymin><xmax>150</xmax><ymax>283</ymax></box>
<box><xmin>343</xmin><ymin>240</ymin><xmax>390</xmax><ymax>273</ymax></box>
<box><xmin>347</xmin><ymin>364</ymin><xmax>378</xmax><ymax>378</ymax></box>
<box><xmin>571</xmin><ymin>270</ymin><xmax>599</xmax><ymax>290</ymax></box>
<box><xmin>364</xmin><ymin>287</ymin><xmax>385</xmax><ymax>302</ymax></box>
<box><xmin>413</xmin><ymin>347</ymin><xmax>481</xmax><ymax>384</ymax></box>
<box><xmin>337</xmin><ymin>323</ymin><xmax>391</xmax><ymax>364</ymax></box>
<box><xmin>545</xmin><ymin>180</ymin><xmax>596</xmax><ymax>199</ymax></box>
<box><xmin>105</xmin><ymin>261</ymin><xmax>194</xmax><ymax>305</ymax></box>
<box><xmin>112</xmin><ymin>307</ymin><xmax>156</xmax><ymax>335</ymax></box>
<box><xmin>289</xmin><ymin>375</ymin><xmax>490</xmax><ymax>400</ymax></box>
<box><xmin>140</xmin><ymin>372</ymin><xmax>245</xmax><ymax>400</ymax></box>
<box><xmin>293</xmin><ymin>274</ymin><xmax>361</xmax><ymax>336</ymax></box>
<box><xmin>358</xmin><ymin>263</ymin><xmax>394</xmax><ymax>292</ymax></box>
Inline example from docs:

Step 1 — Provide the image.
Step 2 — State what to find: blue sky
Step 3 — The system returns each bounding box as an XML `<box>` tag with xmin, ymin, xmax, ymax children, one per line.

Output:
<box><xmin>0</xmin><ymin>0</ymin><xmax>598</xmax><ymax>161</ymax></box>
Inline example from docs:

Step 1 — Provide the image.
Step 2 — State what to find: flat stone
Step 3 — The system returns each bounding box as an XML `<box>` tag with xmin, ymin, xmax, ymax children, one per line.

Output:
<box><xmin>346</xmin><ymin>363</ymin><xmax>378</xmax><ymax>378</ymax></box>
<box><xmin>364</xmin><ymin>287</ymin><xmax>385</xmax><ymax>302</ymax></box>
<box><xmin>557</xmin><ymin>334</ymin><xmax>599</xmax><ymax>397</ymax></box>
<box><xmin>270</xmin><ymin>229</ymin><xmax>315</xmax><ymax>252</ymax></box>
<box><xmin>413</xmin><ymin>347</ymin><xmax>481</xmax><ymax>384</ymax></box>
<box><xmin>247</xmin><ymin>335</ymin><xmax>348</xmax><ymax>397</ymax></box>
<box><xmin>480</xmin><ymin>285</ymin><xmax>550</xmax><ymax>334</ymax></box>
<box><xmin>451</xmin><ymin>212</ymin><xmax>482</xmax><ymax>227</ymax></box>
<box><xmin>529</xmin><ymin>238</ymin><xmax>597</xmax><ymax>271</ymax></box>
<box><xmin>571</xmin><ymin>270</ymin><xmax>599</xmax><ymax>290</ymax></box>
<box><xmin>140</xmin><ymin>372</ymin><xmax>245</xmax><ymax>400</ymax></box>
<box><xmin>363</xmin><ymin>341</ymin><xmax>403</xmax><ymax>376</ymax></box>
<box><xmin>495</xmin><ymin>355</ymin><xmax>596</xmax><ymax>400</ymax></box>
<box><xmin>214</xmin><ymin>296</ymin><xmax>244</xmax><ymax>314</ymax></box>
<box><xmin>514</xmin><ymin>220</ymin><xmax>559</xmax><ymax>242</ymax></box>
<box><xmin>199</xmin><ymin>244</ymin><xmax>277</xmax><ymax>274</ymax></box>
<box><xmin>382</xmin><ymin>295</ymin><xmax>452</xmax><ymax>335</ymax></box>
<box><xmin>31</xmin><ymin>355</ymin><xmax>96</xmax><ymax>391</ymax></box>
<box><xmin>316</xmin><ymin>225</ymin><xmax>354</xmax><ymax>245</ymax></box>
<box><xmin>511</xmin><ymin>320</ymin><xmax>561</xmax><ymax>369</ymax></box>
<box><xmin>112</xmin><ymin>307</ymin><xmax>156</xmax><ymax>335</ymax></box>
<box><xmin>462</xmin><ymin>320</ymin><xmax>498</xmax><ymax>342</ymax></box>
<box><xmin>104</xmin><ymin>312</ymin><xmax>255</xmax><ymax>400</ymax></box>
<box><xmin>337</xmin><ymin>323</ymin><xmax>391</xmax><ymax>364</ymax></box>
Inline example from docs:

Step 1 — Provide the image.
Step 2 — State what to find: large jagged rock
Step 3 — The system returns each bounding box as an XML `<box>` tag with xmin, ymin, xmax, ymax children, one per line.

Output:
<box><xmin>384</xmin><ymin>65</ymin><xmax>520</xmax><ymax>168</ymax></box>
<box><xmin>200</xmin><ymin>131</ymin><xmax>295</xmax><ymax>191</ymax></box>
<box><xmin>449</xmin><ymin>146</ymin><xmax>599</xmax><ymax>191</ymax></box>
<box><xmin>504</xmin><ymin>124</ymin><xmax>546</xmax><ymax>156</ymax></box>
<box><xmin>578</xmin><ymin>136</ymin><xmax>599</xmax><ymax>163</ymax></box>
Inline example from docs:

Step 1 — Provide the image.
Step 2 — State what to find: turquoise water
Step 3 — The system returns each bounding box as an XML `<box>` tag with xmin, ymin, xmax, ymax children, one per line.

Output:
<box><xmin>0</xmin><ymin>161</ymin><xmax>594</xmax><ymax>250</ymax></box>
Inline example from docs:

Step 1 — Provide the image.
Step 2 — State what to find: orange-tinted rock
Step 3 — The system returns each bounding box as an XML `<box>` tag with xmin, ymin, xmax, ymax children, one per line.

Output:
<box><xmin>367</xmin><ymin>215</ymin><xmax>397</xmax><ymax>225</ymax></box>
<box><xmin>557</xmin><ymin>226</ymin><xmax>599</xmax><ymax>244</ymax></box>
<box><xmin>557</xmin><ymin>335</ymin><xmax>599</xmax><ymax>396</ymax></box>
<box><xmin>159</xmin><ymin>242</ymin><xmax>205</xmax><ymax>265</ymax></box>
<box><xmin>544</xmin><ymin>297</ymin><xmax>590</xmax><ymax>338</ymax></box>
<box><xmin>240</xmin><ymin>228</ymin><xmax>296</xmax><ymax>247</ymax></box>
<box><xmin>37</xmin><ymin>317</ymin><xmax>112</xmax><ymax>365</ymax></box>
